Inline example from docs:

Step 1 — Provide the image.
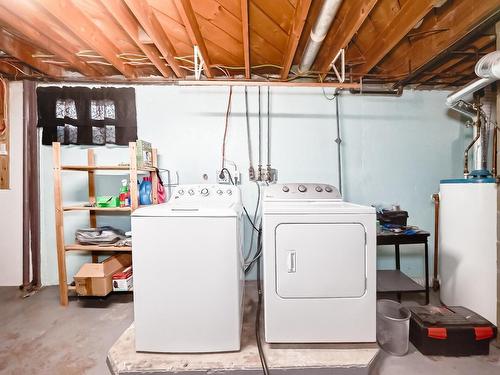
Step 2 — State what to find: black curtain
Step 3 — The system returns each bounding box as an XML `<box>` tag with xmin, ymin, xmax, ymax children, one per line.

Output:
<box><xmin>37</xmin><ymin>86</ymin><xmax>137</xmax><ymax>145</ymax></box>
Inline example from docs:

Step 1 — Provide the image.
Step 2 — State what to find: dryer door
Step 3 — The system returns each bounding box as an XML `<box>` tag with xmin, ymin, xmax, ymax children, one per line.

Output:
<box><xmin>275</xmin><ymin>223</ymin><xmax>366</xmax><ymax>298</ymax></box>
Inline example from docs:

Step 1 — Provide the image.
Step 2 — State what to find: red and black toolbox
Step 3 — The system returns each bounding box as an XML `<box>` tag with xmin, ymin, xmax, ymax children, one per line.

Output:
<box><xmin>409</xmin><ymin>305</ymin><xmax>497</xmax><ymax>356</ymax></box>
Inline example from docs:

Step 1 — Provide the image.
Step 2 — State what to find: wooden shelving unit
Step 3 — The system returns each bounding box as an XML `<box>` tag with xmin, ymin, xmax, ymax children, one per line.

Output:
<box><xmin>52</xmin><ymin>141</ymin><xmax>158</xmax><ymax>306</ymax></box>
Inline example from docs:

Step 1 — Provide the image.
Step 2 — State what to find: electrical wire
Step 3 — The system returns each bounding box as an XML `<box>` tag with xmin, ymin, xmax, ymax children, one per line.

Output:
<box><xmin>255</xmin><ymin>225</ymin><xmax>270</xmax><ymax>375</ymax></box>
<box><xmin>335</xmin><ymin>92</ymin><xmax>343</xmax><ymax>196</ymax></box>
<box><xmin>244</xmin><ymin>182</ymin><xmax>261</xmax><ymax>263</ymax></box>
<box><xmin>221</xmin><ymin>87</ymin><xmax>233</xmax><ymax>172</ymax></box>
<box><xmin>221</xmin><ymin>168</ymin><xmax>259</xmax><ymax>232</ymax></box>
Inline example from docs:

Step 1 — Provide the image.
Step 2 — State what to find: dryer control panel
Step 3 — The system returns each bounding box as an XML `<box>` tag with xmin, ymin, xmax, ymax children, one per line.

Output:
<box><xmin>264</xmin><ymin>183</ymin><xmax>342</xmax><ymax>200</ymax></box>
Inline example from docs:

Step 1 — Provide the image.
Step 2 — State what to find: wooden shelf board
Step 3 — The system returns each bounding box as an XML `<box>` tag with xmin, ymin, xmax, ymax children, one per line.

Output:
<box><xmin>65</xmin><ymin>243</ymin><xmax>132</xmax><ymax>252</ymax></box>
<box><xmin>63</xmin><ymin>205</ymin><xmax>132</xmax><ymax>212</ymax></box>
<box><xmin>61</xmin><ymin>165</ymin><xmax>155</xmax><ymax>172</ymax></box>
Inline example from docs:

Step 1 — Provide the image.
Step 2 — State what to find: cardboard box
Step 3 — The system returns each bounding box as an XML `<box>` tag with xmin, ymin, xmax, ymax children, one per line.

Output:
<box><xmin>136</xmin><ymin>140</ymin><xmax>152</xmax><ymax>169</ymax></box>
<box><xmin>74</xmin><ymin>254</ymin><xmax>132</xmax><ymax>296</ymax></box>
<box><xmin>112</xmin><ymin>266</ymin><xmax>133</xmax><ymax>292</ymax></box>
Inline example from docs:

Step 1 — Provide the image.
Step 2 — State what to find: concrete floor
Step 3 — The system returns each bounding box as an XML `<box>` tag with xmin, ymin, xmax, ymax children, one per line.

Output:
<box><xmin>0</xmin><ymin>286</ymin><xmax>499</xmax><ymax>375</ymax></box>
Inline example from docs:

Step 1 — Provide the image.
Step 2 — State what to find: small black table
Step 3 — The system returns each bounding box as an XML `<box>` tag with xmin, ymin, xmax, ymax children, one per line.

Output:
<box><xmin>376</xmin><ymin>231</ymin><xmax>430</xmax><ymax>304</ymax></box>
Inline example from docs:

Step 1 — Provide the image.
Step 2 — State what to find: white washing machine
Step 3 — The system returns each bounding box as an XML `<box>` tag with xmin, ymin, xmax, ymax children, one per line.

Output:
<box><xmin>263</xmin><ymin>183</ymin><xmax>376</xmax><ymax>343</ymax></box>
<box><xmin>132</xmin><ymin>184</ymin><xmax>244</xmax><ymax>353</ymax></box>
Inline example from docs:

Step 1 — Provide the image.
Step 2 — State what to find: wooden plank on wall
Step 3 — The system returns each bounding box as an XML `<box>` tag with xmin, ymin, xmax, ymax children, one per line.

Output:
<box><xmin>0</xmin><ymin>79</ymin><xmax>8</xmax><ymax>189</ymax></box>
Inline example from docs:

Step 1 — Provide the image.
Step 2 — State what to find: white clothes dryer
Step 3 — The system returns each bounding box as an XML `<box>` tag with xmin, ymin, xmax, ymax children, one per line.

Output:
<box><xmin>262</xmin><ymin>183</ymin><xmax>376</xmax><ymax>343</ymax></box>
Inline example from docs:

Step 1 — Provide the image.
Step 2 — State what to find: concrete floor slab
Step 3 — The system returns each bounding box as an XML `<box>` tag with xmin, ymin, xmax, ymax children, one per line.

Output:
<box><xmin>1</xmin><ymin>285</ymin><xmax>499</xmax><ymax>375</ymax></box>
<box><xmin>108</xmin><ymin>284</ymin><xmax>379</xmax><ymax>375</ymax></box>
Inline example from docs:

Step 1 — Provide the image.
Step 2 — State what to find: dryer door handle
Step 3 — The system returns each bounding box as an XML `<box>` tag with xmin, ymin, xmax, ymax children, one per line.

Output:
<box><xmin>287</xmin><ymin>251</ymin><xmax>296</xmax><ymax>273</ymax></box>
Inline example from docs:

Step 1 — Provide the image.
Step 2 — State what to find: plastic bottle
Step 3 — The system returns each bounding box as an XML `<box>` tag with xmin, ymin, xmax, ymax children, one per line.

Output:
<box><xmin>119</xmin><ymin>179</ymin><xmax>130</xmax><ymax>207</ymax></box>
<box><xmin>139</xmin><ymin>176</ymin><xmax>152</xmax><ymax>205</ymax></box>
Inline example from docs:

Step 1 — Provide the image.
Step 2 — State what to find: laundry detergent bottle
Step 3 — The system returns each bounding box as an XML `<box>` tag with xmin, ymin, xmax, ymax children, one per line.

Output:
<box><xmin>139</xmin><ymin>176</ymin><xmax>152</xmax><ymax>205</ymax></box>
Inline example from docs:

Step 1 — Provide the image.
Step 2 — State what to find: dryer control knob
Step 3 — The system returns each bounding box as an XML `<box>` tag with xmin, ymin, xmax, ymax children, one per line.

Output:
<box><xmin>178</xmin><ymin>189</ymin><xmax>184</xmax><ymax>195</ymax></box>
<box><xmin>226</xmin><ymin>189</ymin><xmax>233</xmax><ymax>195</ymax></box>
<box><xmin>325</xmin><ymin>186</ymin><xmax>333</xmax><ymax>193</ymax></box>
<box><xmin>298</xmin><ymin>184</ymin><xmax>307</xmax><ymax>192</ymax></box>
<box><xmin>217</xmin><ymin>189</ymin><xmax>223</xmax><ymax>195</ymax></box>
<box><xmin>201</xmin><ymin>188</ymin><xmax>209</xmax><ymax>196</ymax></box>
<box><xmin>188</xmin><ymin>189</ymin><xmax>195</xmax><ymax>196</ymax></box>
<box><xmin>315</xmin><ymin>186</ymin><xmax>323</xmax><ymax>192</ymax></box>
<box><xmin>282</xmin><ymin>186</ymin><xmax>290</xmax><ymax>192</ymax></box>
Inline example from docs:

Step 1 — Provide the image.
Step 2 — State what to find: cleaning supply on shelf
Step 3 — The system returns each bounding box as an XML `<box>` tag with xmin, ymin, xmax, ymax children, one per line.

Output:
<box><xmin>155</xmin><ymin>168</ymin><xmax>167</xmax><ymax>203</ymax></box>
<box><xmin>96</xmin><ymin>195</ymin><xmax>120</xmax><ymax>208</ymax></box>
<box><xmin>119</xmin><ymin>179</ymin><xmax>130</xmax><ymax>207</ymax></box>
<box><xmin>139</xmin><ymin>176</ymin><xmax>152</xmax><ymax>205</ymax></box>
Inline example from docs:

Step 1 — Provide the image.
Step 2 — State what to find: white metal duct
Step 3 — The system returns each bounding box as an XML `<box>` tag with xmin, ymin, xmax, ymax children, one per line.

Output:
<box><xmin>298</xmin><ymin>0</ymin><xmax>343</xmax><ymax>74</ymax></box>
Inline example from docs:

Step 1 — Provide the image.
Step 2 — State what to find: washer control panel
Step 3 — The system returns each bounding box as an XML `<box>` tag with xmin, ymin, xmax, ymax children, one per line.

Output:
<box><xmin>172</xmin><ymin>184</ymin><xmax>239</xmax><ymax>201</ymax></box>
<box><xmin>264</xmin><ymin>183</ymin><xmax>342</xmax><ymax>200</ymax></box>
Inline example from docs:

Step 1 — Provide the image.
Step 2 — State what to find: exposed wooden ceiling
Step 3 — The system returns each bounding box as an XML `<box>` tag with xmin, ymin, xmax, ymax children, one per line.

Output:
<box><xmin>0</xmin><ymin>0</ymin><xmax>498</xmax><ymax>88</ymax></box>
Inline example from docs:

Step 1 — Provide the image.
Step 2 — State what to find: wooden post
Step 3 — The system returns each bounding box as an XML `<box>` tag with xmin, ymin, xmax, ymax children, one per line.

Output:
<box><xmin>87</xmin><ymin>149</ymin><xmax>98</xmax><ymax>263</ymax></box>
<box><xmin>0</xmin><ymin>79</ymin><xmax>8</xmax><ymax>189</ymax></box>
<box><xmin>495</xmin><ymin>20</ymin><xmax>500</xmax><ymax>348</ymax></box>
<box><xmin>52</xmin><ymin>142</ymin><xmax>68</xmax><ymax>306</ymax></box>
<box><xmin>129</xmin><ymin>142</ymin><xmax>139</xmax><ymax>211</ymax></box>
<box><xmin>151</xmin><ymin>148</ymin><xmax>159</xmax><ymax>204</ymax></box>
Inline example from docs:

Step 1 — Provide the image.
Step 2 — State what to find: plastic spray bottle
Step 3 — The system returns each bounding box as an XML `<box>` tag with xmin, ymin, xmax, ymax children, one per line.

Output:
<box><xmin>119</xmin><ymin>179</ymin><xmax>130</xmax><ymax>207</ymax></box>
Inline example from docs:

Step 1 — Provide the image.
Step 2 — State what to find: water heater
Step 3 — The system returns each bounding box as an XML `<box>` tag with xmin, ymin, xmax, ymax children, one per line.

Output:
<box><xmin>439</xmin><ymin>177</ymin><xmax>497</xmax><ymax>325</ymax></box>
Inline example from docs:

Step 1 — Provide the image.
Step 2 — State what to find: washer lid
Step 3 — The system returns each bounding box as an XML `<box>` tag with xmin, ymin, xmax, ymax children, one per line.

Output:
<box><xmin>263</xmin><ymin>201</ymin><xmax>375</xmax><ymax>214</ymax></box>
<box><xmin>132</xmin><ymin>201</ymin><xmax>241</xmax><ymax>217</ymax></box>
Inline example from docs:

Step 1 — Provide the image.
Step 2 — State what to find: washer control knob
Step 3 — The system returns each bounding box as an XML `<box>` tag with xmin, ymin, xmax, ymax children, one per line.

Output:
<box><xmin>315</xmin><ymin>186</ymin><xmax>323</xmax><ymax>192</ymax></box>
<box><xmin>325</xmin><ymin>186</ymin><xmax>333</xmax><ymax>193</ymax></box>
<box><xmin>217</xmin><ymin>189</ymin><xmax>223</xmax><ymax>195</ymax></box>
<box><xmin>298</xmin><ymin>184</ymin><xmax>307</xmax><ymax>193</ymax></box>
<box><xmin>188</xmin><ymin>189</ymin><xmax>195</xmax><ymax>196</ymax></box>
<box><xmin>226</xmin><ymin>189</ymin><xmax>233</xmax><ymax>195</ymax></box>
<box><xmin>201</xmin><ymin>188</ymin><xmax>209</xmax><ymax>196</ymax></box>
<box><xmin>178</xmin><ymin>189</ymin><xmax>184</xmax><ymax>195</ymax></box>
<box><xmin>282</xmin><ymin>186</ymin><xmax>290</xmax><ymax>192</ymax></box>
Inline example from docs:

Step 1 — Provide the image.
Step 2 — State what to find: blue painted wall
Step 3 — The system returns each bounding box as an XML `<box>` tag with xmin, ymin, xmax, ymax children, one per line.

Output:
<box><xmin>38</xmin><ymin>86</ymin><xmax>468</xmax><ymax>284</ymax></box>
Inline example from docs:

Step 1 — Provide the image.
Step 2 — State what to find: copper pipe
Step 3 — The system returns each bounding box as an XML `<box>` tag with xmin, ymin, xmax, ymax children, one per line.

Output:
<box><xmin>493</xmin><ymin>125</ymin><xmax>498</xmax><ymax>178</ymax></box>
<box><xmin>432</xmin><ymin>193</ymin><xmax>440</xmax><ymax>291</ymax></box>
<box><xmin>463</xmin><ymin>103</ymin><xmax>482</xmax><ymax>176</ymax></box>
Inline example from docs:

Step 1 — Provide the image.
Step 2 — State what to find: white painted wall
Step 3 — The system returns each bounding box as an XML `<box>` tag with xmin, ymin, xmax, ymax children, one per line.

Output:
<box><xmin>0</xmin><ymin>82</ymin><xmax>23</xmax><ymax>286</ymax></box>
<box><xmin>38</xmin><ymin>85</ymin><xmax>468</xmax><ymax>285</ymax></box>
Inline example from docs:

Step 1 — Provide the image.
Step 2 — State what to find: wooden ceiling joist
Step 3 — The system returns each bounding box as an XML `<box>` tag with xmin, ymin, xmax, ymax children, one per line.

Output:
<box><xmin>280</xmin><ymin>0</ymin><xmax>312</xmax><ymax>79</ymax></box>
<box><xmin>0</xmin><ymin>4</ymin><xmax>99</xmax><ymax>77</ymax></box>
<box><xmin>0</xmin><ymin>60</ymin><xmax>31</xmax><ymax>78</ymax></box>
<box><xmin>124</xmin><ymin>0</ymin><xmax>185</xmax><ymax>78</ymax></box>
<box><xmin>100</xmin><ymin>0</ymin><xmax>172</xmax><ymax>78</ymax></box>
<box><xmin>0</xmin><ymin>30</ymin><xmax>65</xmax><ymax>77</ymax></box>
<box><xmin>312</xmin><ymin>0</ymin><xmax>378</xmax><ymax>78</ymax></box>
<box><xmin>417</xmin><ymin>35</ymin><xmax>495</xmax><ymax>86</ymax></box>
<box><xmin>35</xmin><ymin>0</ymin><xmax>136</xmax><ymax>78</ymax></box>
<box><xmin>174</xmin><ymin>0</ymin><xmax>213</xmax><ymax>78</ymax></box>
<box><xmin>240</xmin><ymin>0</ymin><xmax>251</xmax><ymax>79</ymax></box>
<box><xmin>393</xmin><ymin>0</ymin><xmax>500</xmax><ymax>87</ymax></box>
<box><xmin>353</xmin><ymin>0</ymin><xmax>438</xmax><ymax>75</ymax></box>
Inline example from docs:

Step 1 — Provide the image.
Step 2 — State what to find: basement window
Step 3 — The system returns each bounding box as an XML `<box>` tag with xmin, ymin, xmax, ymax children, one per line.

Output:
<box><xmin>37</xmin><ymin>86</ymin><xmax>137</xmax><ymax>146</ymax></box>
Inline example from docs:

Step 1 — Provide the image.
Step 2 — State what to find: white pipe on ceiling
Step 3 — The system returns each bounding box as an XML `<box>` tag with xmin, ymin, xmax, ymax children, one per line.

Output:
<box><xmin>298</xmin><ymin>0</ymin><xmax>343</xmax><ymax>74</ymax></box>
